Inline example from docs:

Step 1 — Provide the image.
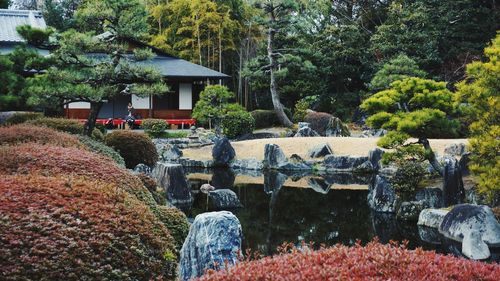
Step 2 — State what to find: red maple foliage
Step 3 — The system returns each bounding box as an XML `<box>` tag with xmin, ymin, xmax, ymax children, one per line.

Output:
<box><xmin>197</xmin><ymin>241</ymin><xmax>500</xmax><ymax>281</ymax></box>
<box><xmin>0</xmin><ymin>124</ymin><xmax>82</xmax><ymax>148</ymax></box>
<box><xmin>0</xmin><ymin>175</ymin><xmax>176</xmax><ymax>280</ymax></box>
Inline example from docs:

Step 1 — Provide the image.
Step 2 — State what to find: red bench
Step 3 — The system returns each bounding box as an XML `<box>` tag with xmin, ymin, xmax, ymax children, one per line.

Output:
<box><xmin>77</xmin><ymin>118</ymin><xmax>196</xmax><ymax>129</ymax></box>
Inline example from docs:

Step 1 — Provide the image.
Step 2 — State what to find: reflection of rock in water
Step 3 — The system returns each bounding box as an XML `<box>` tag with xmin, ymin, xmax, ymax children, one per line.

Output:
<box><xmin>152</xmin><ymin>162</ymin><xmax>193</xmax><ymax>210</ymax></box>
<box><xmin>263</xmin><ymin>170</ymin><xmax>287</xmax><ymax>194</ymax></box>
<box><xmin>371</xmin><ymin>212</ymin><xmax>398</xmax><ymax>243</ymax></box>
<box><xmin>211</xmin><ymin>168</ymin><xmax>236</xmax><ymax>189</ymax></box>
<box><xmin>308</xmin><ymin>177</ymin><xmax>331</xmax><ymax>194</ymax></box>
<box><xmin>323</xmin><ymin>173</ymin><xmax>372</xmax><ymax>185</ymax></box>
<box><xmin>418</xmin><ymin>225</ymin><xmax>442</xmax><ymax>245</ymax></box>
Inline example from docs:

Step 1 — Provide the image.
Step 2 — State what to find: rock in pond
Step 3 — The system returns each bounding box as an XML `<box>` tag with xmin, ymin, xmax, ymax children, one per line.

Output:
<box><xmin>200</xmin><ymin>183</ymin><xmax>215</xmax><ymax>193</ymax></box>
<box><xmin>263</xmin><ymin>144</ymin><xmax>287</xmax><ymax>169</ymax></box>
<box><xmin>397</xmin><ymin>201</ymin><xmax>426</xmax><ymax>221</ymax></box>
<box><xmin>323</xmin><ymin>155</ymin><xmax>369</xmax><ymax>172</ymax></box>
<box><xmin>416</xmin><ymin>188</ymin><xmax>443</xmax><ymax>208</ymax></box>
<box><xmin>367</xmin><ymin>176</ymin><xmax>399</xmax><ymax>213</ymax></box>
<box><xmin>418</xmin><ymin>225</ymin><xmax>443</xmax><ymax>245</ymax></box>
<box><xmin>212</xmin><ymin>137</ymin><xmax>235</xmax><ymax>166</ymax></box>
<box><xmin>368</xmin><ymin>148</ymin><xmax>384</xmax><ymax>171</ymax></box>
<box><xmin>133</xmin><ymin>163</ymin><xmax>152</xmax><ymax>174</ymax></box>
<box><xmin>209</xmin><ymin>189</ymin><xmax>243</xmax><ymax>210</ymax></box>
<box><xmin>462</xmin><ymin>231</ymin><xmax>491</xmax><ymax>260</ymax></box>
<box><xmin>180</xmin><ymin>211</ymin><xmax>242</xmax><ymax>281</ymax></box>
<box><xmin>158</xmin><ymin>143</ymin><xmax>183</xmax><ymax>161</ymax></box>
<box><xmin>442</xmin><ymin>157</ymin><xmax>465</xmax><ymax>206</ymax></box>
<box><xmin>439</xmin><ymin>204</ymin><xmax>500</xmax><ymax>246</ymax></box>
<box><xmin>309</xmin><ymin>143</ymin><xmax>333</xmax><ymax>158</ymax></box>
<box><xmin>418</xmin><ymin>208</ymin><xmax>449</xmax><ymax>228</ymax></box>
<box><xmin>152</xmin><ymin>162</ymin><xmax>193</xmax><ymax>207</ymax></box>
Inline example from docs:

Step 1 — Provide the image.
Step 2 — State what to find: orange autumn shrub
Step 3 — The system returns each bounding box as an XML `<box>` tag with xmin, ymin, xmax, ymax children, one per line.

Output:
<box><xmin>197</xmin><ymin>241</ymin><xmax>500</xmax><ymax>281</ymax></box>
<box><xmin>0</xmin><ymin>124</ymin><xmax>82</xmax><ymax>148</ymax></box>
<box><xmin>0</xmin><ymin>175</ymin><xmax>176</xmax><ymax>280</ymax></box>
<box><xmin>0</xmin><ymin>144</ymin><xmax>158</xmax><ymax>209</ymax></box>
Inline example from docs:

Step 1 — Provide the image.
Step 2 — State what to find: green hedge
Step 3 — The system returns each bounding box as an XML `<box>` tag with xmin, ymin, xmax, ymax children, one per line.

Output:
<box><xmin>222</xmin><ymin>109</ymin><xmax>255</xmax><ymax>139</ymax></box>
<box><xmin>142</xmin><ymin>118</ymin><xmax>168</xmax><ymax>138</ymax></box>
<box><xmin>4</xmin><ymin>112</ymin><xmax>43</xmax><ymax>125</ymax></box>
<box><xmin>251</xmin><ymin>110</ymin><xmax>280</xmax><ymax>129</ymax></box>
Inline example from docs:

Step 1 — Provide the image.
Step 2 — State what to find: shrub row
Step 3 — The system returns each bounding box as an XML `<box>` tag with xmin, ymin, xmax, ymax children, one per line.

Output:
<box><xmin>0</xmin><ymin>124</ymin><xmax>82</xmax><ymax>148</ymax></box>
<box><xmin>197</xmin><ymin>241</ymin><xmax>500</xmax><ymax>281</ymax></box>
<box><xmin>0</xmin><ymin>174</ymin><xmax>176</xmax><ymax>280</ymax></box>
<box><xmin>26</xmin><ymin>117</ymin><xmax>104</xmax><ymax>140</ymax></box>
<box><xmin>3</xmin><ymin>112</ymin><xmax>43</xmax><ymax>125</ymax></box>
<box><xmin>251</xmin><ymin>109</ymin><xmax>281</xmax><ymax>129</ymax></box>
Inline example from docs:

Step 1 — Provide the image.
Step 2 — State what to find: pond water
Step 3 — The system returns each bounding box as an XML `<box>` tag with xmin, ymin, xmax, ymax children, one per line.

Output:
<box><xmin>176</xmin><ymin>168</ymin><xmax>499</xmax><ymax>260</ymax></box>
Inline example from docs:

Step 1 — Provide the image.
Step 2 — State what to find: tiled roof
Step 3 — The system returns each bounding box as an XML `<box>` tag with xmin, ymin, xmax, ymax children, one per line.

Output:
<box><xmin>0</xmin><ymin>9</ymin><xmax>47</xmax><ymax>43</ymax></box>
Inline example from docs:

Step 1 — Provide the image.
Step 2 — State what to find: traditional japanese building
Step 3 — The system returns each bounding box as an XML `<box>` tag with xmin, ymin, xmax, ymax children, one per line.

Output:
<box><xmin>0</xmin><ymin>9</ymin><xmax>229</xmax><ymax>123</ymax></box>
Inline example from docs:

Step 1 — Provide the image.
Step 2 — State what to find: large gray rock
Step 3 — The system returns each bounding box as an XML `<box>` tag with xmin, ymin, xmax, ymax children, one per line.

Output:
<box><xmin>179</xmin><ymin>211</ymin><xmax>242</xmax><ymax>281</ymax></box>
<box><xmin>367</xmin><ymin>176</ymin><xmax>399</xmax><ymax>213</ymax></box>
<box><xmin>323</xmin><ymin>155</ymin><xmax>369</xmax><ymax>172</ymax></box>
<box><xmin>309</xmin><ymin>143</ymin><xmax>333</xmax><ymax>158</ymax></box>
<box><xmin>158</xmin><ymin>143</ymin><xmax>183</xmax><ymax>161</ymax></box>
<box><xmin>416</xmin><ymin>188</ymin><xmax>443</xmax><ymax>208</ymax></box>
<box><xmin>152</xmin><ymin>162</ymin><xmax>193</xmax><ymax>207</ymax></box>
<box><xmin>212</xmin><ymin>137</ymin><xmax>235</xmax><ymax>166</ymax></box>
<box><xmin>397</xmin><ymin>201</ymin><xmax>426</xmax><ymax>221</ymax></box>
<box><xmin>418</xmin><ymin>225</ymin><xmax>443</xmax><ymax>245</ymax></box>
<box><xmin>462</xmin><ymin>231</ymin><xmax>491</xmax><ymax>260</ymax></box>
<box><xmin>442</xmin><ymin>157</ymin><xmax>465</xmax><ymax>206</ymax></box>
<box><xmin>444</xmin><ymin>143</ymin><xmax>467</xmax><ymax>156</ymax></box>
<box><xmin>278</xmin><ymin>162</ymin><xmax>311</xmax><ymax>171</ymax></box>
<box><xmin>418</xmin><ymin>208</ymin><xmax>449</xmax><ymax>228</ymax></box>
<box><xmin>294</xmin><ymin>126</ymin><xmax>320</xmax><ymax>137</ymax></box>
<box><xmin>439</xmin><ymin>204</ymin><xmax>500</xmax><ymax>246</ymax></box>
<box><xmin>133</xmin><ymin>163</ymin><xmax>152</xmax><ymax>174</ymax></box>
<box><xmin>264</xmin><ymin>144</ymin><xmax>287</xmax><ymax>169</ymax></box>
<box><xmin>325</xmin><ymin>116</ymin><xmax>350</xmax><ymax>137</ymax></box>
<box><xmin>209</xmin><ymin>189</ymin><xmax>243</xmax><ymax>210</ymax></box>
<box><xmin>368</xmin><ymin>148</ymin><xmax>384</xmax><ymax>171</ymax></box>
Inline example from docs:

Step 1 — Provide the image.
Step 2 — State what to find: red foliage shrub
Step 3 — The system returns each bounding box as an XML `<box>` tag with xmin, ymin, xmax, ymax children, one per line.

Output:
<box><xmin>0</xmin><ymin>124</ymin><xmax>82</xmax><ymax>148</ymax></box>
<box><xmin>197</xmin><ymin>241</ymin><xmax>500</xmax><ymax>281</ymax></box>
<box><xmin>304</xmin><ymin>111</ymin><xmax>333</xmax><ymax>135</ymax></box>
<box><xmin>0</xmin><ymin>175</ymin><xmax>176</xmax><ymax>280</ymax></box>
<box><xmin>0</xmin><ymin>144</ymin><xmax>158</xmax><ymax>209</ymax></box>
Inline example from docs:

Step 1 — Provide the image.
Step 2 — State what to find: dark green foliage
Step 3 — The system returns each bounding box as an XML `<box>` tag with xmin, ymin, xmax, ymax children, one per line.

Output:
<box><xmin>0</xmin><ymin>0</ymin><xmax>10</xmax><ymax>8</ymax></box>
<box><xmin>370</xmin><ymin>54</ymin><xmax>427</xmax><ymax>92</ymax></box>
<box><xmin>16</xmin><ymin>25</ymin><xmax>53</xmax><ymax>46</ymax></box>
<box><xmin>156</xmin><ymin>206</ymin><xmax>190</xmax><ymax>252</ymax></box>
<box><xmin>222</xmin><ymin>108</ymin><xmax>255</xmax><ymax>139</ymax></box>
<box><xmin>77</xmin><ymin>135</ymin><xmax>126</xmax><ymax>167</ymax></box>
<box><xmin>391</xmin><ymin>161</ymin><xmax>427</xmax><ymax>195</ymax></box>
<box><xmin>4</xmin><ymin>112</ymin><xmax>43</xmax><ymax>125</ymax></box>
<box><xmin>0</xmin><ymin>56</ymin><xmax>19</xmax><ymax>110</ymax></box>
<box><xmin>192</xmin><ymin>85</ymin><xmax>234</xmax><ymax>125</ymax></box>
<box><xmin>42</xmin><ymin>0</ymin><xmax>82</xmax><ymax>31</ymax></box>
<box><xmin>142</xmin><ymin>118</ymin><xmax>168</xmax><ymax>138</ymax></box>
<box><xmin>251</xmin><ymin>109</ymin><xmax>281</xmax><ymax>129</ymax></box>
<box><xmin>105</xmin><ymin>130</ymin><xmax>158</xmax><ymax>168</ymax></box>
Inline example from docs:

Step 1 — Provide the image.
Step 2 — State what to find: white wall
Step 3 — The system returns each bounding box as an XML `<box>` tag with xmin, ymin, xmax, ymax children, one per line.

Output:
<box><xmin>67</xmin><ymin>102</ymin><xmax>90</xmax><ymax>109</ymax></box>
<box><xmin>132</xmin><ymin>94</ymin><xmax>150</xmax><ymax>109</ymax></box>
<box><xmin>179</xmin><ymin>83</ymin><xmax>193</xmax><ymax>110</ymax></box>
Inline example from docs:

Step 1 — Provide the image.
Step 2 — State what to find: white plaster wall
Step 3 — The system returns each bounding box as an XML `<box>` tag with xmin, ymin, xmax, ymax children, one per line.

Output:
<box><xmin>67</xmin><ymin>101</ymin><xmax>90</xmax><ymax>109</ymax></box>
<box><xmin>132</xmin><ymin>94</ymin><xmax>150</xmax><ymax>109</ymax></box>
<box><xmin>179</xmin><ymin>83</ymin><xmax>193</xmax><ymax>110</ymax></box>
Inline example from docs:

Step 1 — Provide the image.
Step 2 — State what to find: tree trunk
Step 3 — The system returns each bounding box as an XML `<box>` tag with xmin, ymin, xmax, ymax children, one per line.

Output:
<box><xmin>419</xmin><ymin>137</ymin><xmax>444</xmax><ymax>176</ymax></box>
<box><xmin>267</xmin><ymin>15</ymin><xmax>293</xmax><ymax>128</ymax></box>
<box><xmin>83</xmin><ymin>102</ymin><xmax>103</xmax><ymax>137</ymax></box>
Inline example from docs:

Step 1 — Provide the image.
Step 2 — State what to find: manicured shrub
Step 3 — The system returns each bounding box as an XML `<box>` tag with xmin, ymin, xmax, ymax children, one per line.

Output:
<box><xmin>0</xmin><ymin>144</ymin><xmax>158</xmax><ymax>210</ymax></box>
<box><xmin>0</xmin><ymin>174</ymin><xmax>177</xmax><ymax>280</ymax></box>
<box><xmin>391</xmin><ymin>161</ymin><xmax>428</xmax><ymax>194</ymax></box>
<box><xmin>222</xmin><ymin>109</ymin><xmax>255</xmax><ymax>139</ymax></box>
<box><xmin>3</xmin><ymin>112</ymin><xmax>43</xmax><ymax>125</ymax></box>
<box><xmin>293</xmin><ymin>99</ymin><xmax>310</xmax><ymax>122</ymax></box>
<box><xmin>105</xmin><ymin>130</ymin><xmax>159</xmax><ymax>168</ymax></box>
<box><xmin>142</xmin><ymin>118</ymin><xmax>169</xmax><ymax>138</ymax></box>
<box><xmin>0</xmin><ymin>124</ymin><xmax>82</xmax><ymax>148</ymax></box>
<box><xmin>304</xmin><ymin>111</ymin><xmax>333</xmax><ymax>135</ymax></box>
<box><xmin>251</xmin><ymin>109</ymin><xmax>280</xmax><ymax>129</ymax></box>
<box><xmin>91</xmin><ymin>127</ymin><xmax>105</xmax><ymax>141</ymax></box>
<box><xmin>137</xmin><ymin>172</ymin><xmax>166</xmax><ymax>205</ymax></box>
<box><xmin>197</xmin><ymin>241</ymin><xmax>500</xmax><ymax>281</ymax></box>
<box><xmin>27</xmin><ymin>117</ymin><xmax>84</xmax><ymax>134</ymax></box>
<box><xmin>77</xmin><ymin>135</ymin><xmax>126</xmax><ymax>167</ymax></box>
<box><xmin>156</xmin><ymin>206</ymin><xmax>190</xmax><ymax>251</ymax></box>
